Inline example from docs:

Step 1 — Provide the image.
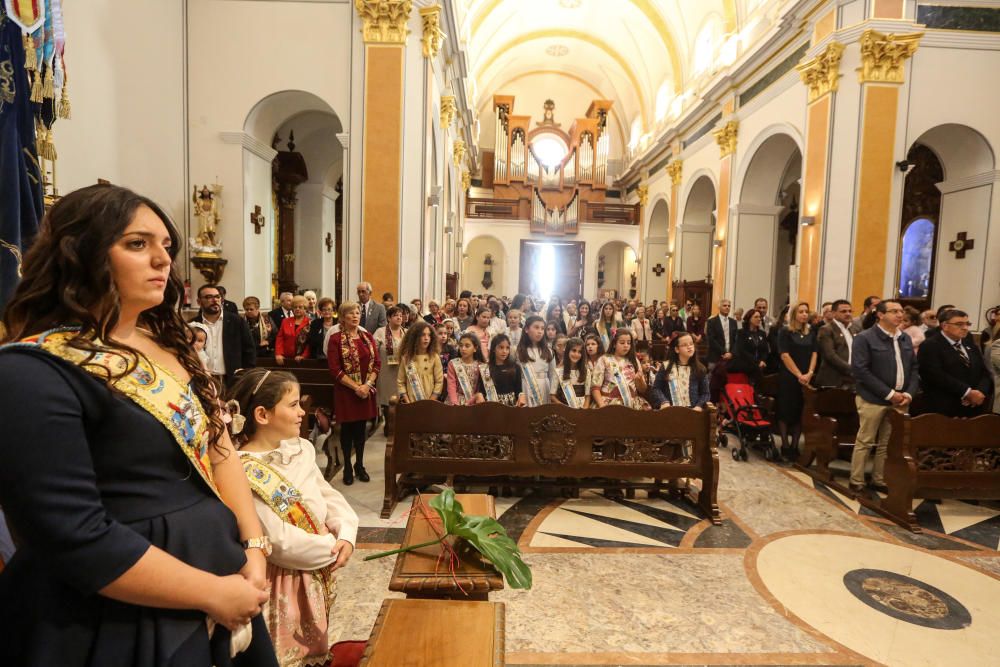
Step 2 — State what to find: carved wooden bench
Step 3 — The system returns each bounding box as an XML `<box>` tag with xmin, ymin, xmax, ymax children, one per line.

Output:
<box><xmin>880</xmin><ymin>411</ymin><xmax>1000</xmax><ymax>531</ymax></box>
<box><xmin>796</xmin><ymin>387</ymin><xmax>859</xmax><ymax>482</ymax></box>
<box><xmin>381</xmin><ymin>401</ymin><xmax>721</xmax><ymax>524</ymax></box>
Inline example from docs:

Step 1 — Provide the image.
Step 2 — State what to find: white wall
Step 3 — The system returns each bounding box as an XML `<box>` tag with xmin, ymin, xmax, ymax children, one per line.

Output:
<box><xmin>242</xmin><ymin>150</ymin><xmax>275</xmax><ymax>304</ymax></box>
<box><xmin>732</xmin><ymin>208</ymin><xmax>780</xmax><ymax>310</ymax></box>
<box><xmin>462</xmin><ymin>236</ymin><xmax>506</xmax><ymax>296</ymax></box>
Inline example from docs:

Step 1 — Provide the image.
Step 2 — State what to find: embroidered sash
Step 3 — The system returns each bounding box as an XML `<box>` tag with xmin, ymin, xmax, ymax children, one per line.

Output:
<box><xmin>480</xmin><ymin>363</ymin><xmax>499</xmax><ymax>402</ymax></box>
<box><xmin>240</xmin><ymin>454</ymin><xmax>333</xmax><ymax>593</ymax></box>
<box><xmin>598</xmin><ymin>323</ymin><xmax>612</xmax><ymax>351</ymax></box>
<box><xmin>450</xmin><ymin>358</ymin><xmax>476</xmax><ymax>404</ymax></box>
<box><xmin>519</xmin><ymin>362</ymin><xmax>543</xmax><ymax>407</ymax></box>
<box><xmin>5</xmin><ymin>328</ymin><xmax>220</xmax><ymax>498</ymax></box>
<box><xmin>341</xmin><ymin>330</ymin><xmax>376</xmax><ymax>384</ymax></box>
<box><xmin>561</xmin><ymin>377</ymin><xmax>583</xmax><ymax>408</ymax></box>
<box><xmin>608</xmin><ymin>357</ymin><xmax>634</xmax><ymax>409</ymax></box>
<box><xmin>405</xmin><ymin>360</ymin><xmax>426</xmax><ymax>401</ymax></box>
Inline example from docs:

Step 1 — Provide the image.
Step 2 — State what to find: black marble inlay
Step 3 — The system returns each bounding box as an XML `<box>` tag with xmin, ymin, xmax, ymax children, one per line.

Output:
<box><xmin>496</xmin><ymin>494</ymin><xmax>554</xmax><ymax>543</ymax></box>
<box><xmin>918</xmin><ymin>5</ymin><xmax>1000</xmax><ymax>33</ymax></box>
<box><xmin>843</xmin><ymin>568</ymin><xmax>972</xmax><ymax>629</ymax></box>
<box><xmin>610</xmin><ymin>496</ymin><xmax>703</xmax><ymax>531</ymax></box>
<box><xmin>649</xmin><ymin>154</ymin><xmax>671</xmax><ymax>175</ymax></box>
<box><xmin>681</xmin><ymin>113</ymin><xmax>722</xmax><ymax>150</ymax></box>
<box><xmin>693</xmin><ymin>520</ymin><xmax>753</xmax><ymax>549</ymax></box>
<box><xmin>739</xmin><ymin>42</ymin><xmax>810</xmax><ymax>107</ymax></box>
<box><xmin>952</xmin><ymin>513</ymin><xmax>1000</xmax><ymax>551</ymax></box>
<box><xmin>913</xmin><ymin>498</ymin><xmax>946</xmax><ymax>534</ymax></box>
<box><xmin>877</xmin><ymin>523</ymin><xmax>978</xmax><ymax>552</ymax></box>
<box><xmin>563</xmin><ymin>508</ymin><xmax>685</xmax><ymax>547</ymax></box>
<box><xmin>812</xmin><ymin>480</ymin><xmax>881</xmax><ymax>517</ymax></box>
<box><xmin>538</xmin><ymin>532</ymin><xmax>658</xmax><ymax>549</ymax></box>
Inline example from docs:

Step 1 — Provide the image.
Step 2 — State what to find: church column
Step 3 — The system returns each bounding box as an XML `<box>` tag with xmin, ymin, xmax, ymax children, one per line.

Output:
<box><xmin>665</xmin><ymin>152</ymin><xmax>682</xmax><ymax>300</ymax></box>
<box><xmin>848</xmin><ymin>30</ymin><xmax>921</xmax><ymax>309</ymax></box>
<box><xmin>636</xmin><ymin>179</ymin><xmax>649</xmax><ymax>299</ymax></box>
<box><xmin>354</xmin><ymin>0</ymin><xmax>412</xmax><ymax>298</ymax></box>
<box><xmin>795</xmin><ymin>40</ymin><xmax>845</xmax><ymax>305</ymax></box>
<box><xmin>711</xmin><ymin>105</ymin><xmax>738</xmax><ymax>312</ymax></box>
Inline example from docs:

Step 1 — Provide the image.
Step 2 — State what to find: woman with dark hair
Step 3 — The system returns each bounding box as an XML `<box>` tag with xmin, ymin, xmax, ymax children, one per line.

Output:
<box><xmin>374</xmin><ymin>305</ymin><xmax>407</xmax><ymax>422</ymax></box>
<box><xmin>591</xmin><ymin>329</ymin><xmax>650</xmax><ymax>409</ymax></box>
<box><xmin>0</xmin><ymin>184</ymin><xmax>277</xmax><ymax>666</ymax></box>
<box><xmin>516</xmin><ymin>315</ymin><xmax>559</xmax><ymax>406</ymax></box>
<box><xmin>486</xmin><ymin>334</ymin><xmax>524</xmax><ymax>406</ymax></box>
<box><xmin>553</xmin><ymin>337</ymin><xmax>591</xmax><ymax>408</ymax></box>
<box><xmin>454</xmin><ymin>298</ymin><xmax>474</xmax><ymax>331</ymax></box>
<box><xmin>305</xmin><ymin>296</ymin><xmax>337</xmax><ymax>360</ymax></box>
<box><xmin>568</xmin><ymin>301</ymin><xmax>593</xmax><ymax>337</ymax></box>
<box><xmin>327</xmin><ymin>301</ymin><xmax>380</xmax><ymax>485</ymax></box>
<box><xmin>651</xmin><ymin>332</ymin><xmax>710</xmax><ymax>410</ymax></box>
<box><xmin>465</xmin><ymin>307</ymin><xmax>494</xmax><ymax>359</ymax></box>
<box><xmin>546</xmin><ymin>303</ymin><xmax>567</xmax><ymax>335</ymax></box>
<box><xmin>729</xmin><ymin>308</ymin><xmax>770</xmax><ymax>380</ymax></box>
<box><xmin>584</xmin><ymin>332</ymin><xmax>604</xmax><ymax>378</ymax></box>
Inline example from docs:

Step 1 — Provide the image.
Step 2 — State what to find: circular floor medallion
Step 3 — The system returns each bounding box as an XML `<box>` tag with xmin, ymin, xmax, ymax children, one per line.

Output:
<box><xmin>843</xmin><ymin>568</ymin><xmax>971</xmax><ymax>629</ymax></box>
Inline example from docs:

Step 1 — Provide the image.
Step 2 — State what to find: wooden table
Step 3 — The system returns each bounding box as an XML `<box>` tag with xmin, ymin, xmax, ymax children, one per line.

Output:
<box><xmin>360</xmin><ymin>598</ymin><xmax>505</xmax><ymax>667</ymax></box>
<box><xmin>389</xmin><ymin>493</ymin><xmax>504</xmax><ymax>601</ymax></box>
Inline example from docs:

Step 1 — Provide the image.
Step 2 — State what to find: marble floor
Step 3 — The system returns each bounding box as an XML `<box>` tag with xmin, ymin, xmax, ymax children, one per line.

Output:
<box><xmin>316</xmin><ymin>432</ymin><xmax>1000</xmax><ymax>666</ymax></box>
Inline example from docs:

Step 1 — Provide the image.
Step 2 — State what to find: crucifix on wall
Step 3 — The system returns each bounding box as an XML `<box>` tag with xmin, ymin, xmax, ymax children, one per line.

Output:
<box><xmin>652</xmin><ymin>263</ymin><xmax>665</xmax><ymax>276</ymax></box>
<box><xmin>948</xmin><ymin>231</ymin><xmax>975</xmax><ymax>259</ymax></box>
<box><xmin>325</xmin><ymin>232</ymin><xmax>333</xmax><ymax>253</ymax></box>
<box><xmin>249</xmin><ymin>205</ymin><xmax>265</xmax><ymax>234</ymax></box>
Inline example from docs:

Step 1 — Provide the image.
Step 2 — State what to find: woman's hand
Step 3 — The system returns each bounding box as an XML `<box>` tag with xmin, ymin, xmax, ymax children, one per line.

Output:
<box><xmin>240</xmin><ymin>547</ymin><xmax>268</xmax><ymax>592</ymax></box>
<box><xmin>354</xmin><ymin>384</ymin><xmax>369</xmax><ymax>399</ymax></box>
<box><xmin>516</xmin><ymin>395</ymin><xmax>527</xmax><ymax>407</ymax></box>
<box><xmin>759</xmin><ymin>361</ymin><xmax>767</xmax><ymax>369</ymax></box>
<box><xmin>205</xmin><ymin>574</ymin><xmax>269</xmax><ymax>631</ymax></box>
<box><xmin>294</xmin><ymin>355</ymin><xmax>304</xmax><ymax>362</ymax></box>
<box><xmin>331</xmin><ymin>540</ymin><xmax>354</xmax><ymax>571</ymax></box>
<box><xmin>659</xmin><ymin>403</ymin><xmax>671</xmax><ymax>410</ymax></box>
<box><xmin>275</xmin><ymin>355</ymin><xmax>285</xmax><ymax>366</ymax></box>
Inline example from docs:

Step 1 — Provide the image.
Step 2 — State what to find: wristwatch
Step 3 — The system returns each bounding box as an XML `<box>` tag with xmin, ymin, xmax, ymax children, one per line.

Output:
<box><xmin>242</xmin><ymin>535</ymin><xmax>273</xmax><ymax>557</ymax></box>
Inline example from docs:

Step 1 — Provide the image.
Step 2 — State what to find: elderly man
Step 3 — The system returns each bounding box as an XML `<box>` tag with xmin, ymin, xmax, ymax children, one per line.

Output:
<box><xmin>269</xmin><ymin>291</ymin><xmax>294</xmax><ymax>331</ymax></box>
<box><xmin>357</xmin><ymin>281</ymin><xmax>387</xmax><ymax>333</ymax></box>
<box><xmin>916</xmin><ymin>308</ymin><xmax>993</xmax><ymax>417</ymax></box>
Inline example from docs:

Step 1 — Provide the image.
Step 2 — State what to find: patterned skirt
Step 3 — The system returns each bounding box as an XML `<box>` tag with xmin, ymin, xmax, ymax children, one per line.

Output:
<box><xmin>263</xmin><ymin>560</ymin><xmax>336</xmax><ymax>667</ymax></box>
<box><xmin>599</xmin><ymin>383</ymin><xmax>651</xmax><ymax>410</ymax></box>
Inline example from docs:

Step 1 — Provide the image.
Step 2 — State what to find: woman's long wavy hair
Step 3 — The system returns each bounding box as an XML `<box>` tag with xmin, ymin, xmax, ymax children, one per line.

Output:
<box><xmin>1</xmin><ymin>184</ymin><xmax>228</xmax><ymax>451</ymax></box>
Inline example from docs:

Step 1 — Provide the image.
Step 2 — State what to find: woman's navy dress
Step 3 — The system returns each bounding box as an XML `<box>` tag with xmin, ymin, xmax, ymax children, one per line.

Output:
<box><xmin>0</xmin><ymin>347</ymin><xmax>278</xmax><ymax>666</ymax></box>
<box><xmin>775</xmin><ymin>327</ymin><xmax>817</xmax><ymax>425</ymax></box>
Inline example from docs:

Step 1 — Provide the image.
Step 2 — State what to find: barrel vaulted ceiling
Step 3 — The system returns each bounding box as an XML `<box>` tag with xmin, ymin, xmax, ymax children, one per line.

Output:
<box><xmin>460</xmin><ymin>0</ymin><xmax>771</xmax><ymax>150</ymax></box>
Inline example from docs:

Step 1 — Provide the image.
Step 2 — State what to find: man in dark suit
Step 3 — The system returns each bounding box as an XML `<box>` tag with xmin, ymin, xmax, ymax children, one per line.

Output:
<box><xmin>191</xmin><ymin>284</ymin><xmax>256</xmax><ymax>386</ymax></box>
<box><xmin>916</xmin><ymin>308</ymin><xmax>993</xmax><ymax>417</ymax></box>
<box><xmin>216</xmin><ymin>285</ymin><xmax>240</xmax><ymax>315</ymax></box>
<box><xmin>268</xmin><ymin>292</ymin><xmax>294</xmax><ymax>332</ymax></box>
<box><xmin>849</xmin><ymin>300</ymin><xmax>919</xmax><ymax>494</ymax></box>
<box><xmin>814</xmin><ymin>299</ymin><xmax>860</xmax><ymax>389</ymax></box>
<box><xmin>357</xmin><ymin>281</ymin><xmax>387</xmax><ymax>333</ymax></box>
<box><xmin>706</xmin><ymin>298</ymin><xmax>738</xmax><ymax>365</ymax></box>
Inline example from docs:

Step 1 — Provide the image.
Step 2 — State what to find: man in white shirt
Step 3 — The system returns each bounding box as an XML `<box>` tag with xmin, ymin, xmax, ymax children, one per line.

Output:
<box><xmin>754</xmin><ymin>297</ymin><xmax>774</xmax><ymax>333</ymax></box>
<box><xmin>814</xmin><ymin>299</ymin><xmax>860</xmax><ymax>389</ymax></box>
<box><xmin>706</xmin><ymin>299</ymin><xmax>737</xmax><ymax>366</ymax></box>
<box><xmin>190</xmin><ymin>284</ymin><xmax>256</xmax><ymax>385</ymax></box>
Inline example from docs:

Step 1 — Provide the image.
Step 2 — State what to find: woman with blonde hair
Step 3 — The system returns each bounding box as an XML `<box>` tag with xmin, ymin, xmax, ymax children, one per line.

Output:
<box><xmin>776</xmin><ymin>301</ymin><xmax>818</xmax><ymax>460</ymax></box>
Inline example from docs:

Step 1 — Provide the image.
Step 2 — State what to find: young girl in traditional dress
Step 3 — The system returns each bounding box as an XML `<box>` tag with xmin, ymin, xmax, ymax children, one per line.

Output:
<box><xmin>552</xmin><ymin>333</ymin><xmax>569</xmax><ymax>366</ymax></box>
<box><xmin>594</xmin><ymin>302</ymin><xmax>621</xmax><ymax>352</ymax></box>
<box><xmin>544</xmin><ymin>320</ymin><xmax>560</xmax><ymax>348</ymax></box>
<box><xmin>651</xmin><ymin>332</ymin><xmax>710</xmax><ymax>410</ymax></box>
<box><xmin>397</xmin><ymin>321</ymin><xmax>443</xmax><ymax>403</ymax></box>
<box><xmin>486</xmin><ymin>334</ymin><xmax>525</xmax><ymax>406</ymax></box>
<box><xmin>584</xmin><ymin>332</ymin><xmax>604</xmax><ymax>379</ymax></box>
<box><xmin>227</xmin><ymin>369</ymin><xmax>359</xmax><ymax>667</ymax></box>
<box><xmin>374</xmin><ymin>305</ymin><xmax>406</xmax><ymax>420</ymax></box>
<box><xmin>516</xmin><ymin>315</ymin><xmax>559</xmax><ymax>406</ymax></box>
<box><xmin>465</xmin><ymin>308</ymin><xmax>493</xmax><ymax>359</ymax></box>
<box><xmin>591</xmin><ymin>329</ymin><xmax>651</xmax><ymax>409</ymax></box>
<box><xmin>505</xmin><ymin>308</ymin><xmax>523</xmax><ymax>348</ymax></box>
<box><xmin>446</xmin><ymin>332</ymin><xmax>486</xmax><ymax>405</ymax></box>
<box><xmin>553</xmin><ymin>337</ymin><xmax>591</xmax><ymax>408</ymax></box>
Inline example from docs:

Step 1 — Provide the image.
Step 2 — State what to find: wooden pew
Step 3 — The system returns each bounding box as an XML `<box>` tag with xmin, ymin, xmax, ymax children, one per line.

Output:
<box><xmin>880</xmin><ymin>411</ymin><xmax>1000</xmax><ymax>531</ymax></box>
<box><xmin>382</xmin><ymin>401</ymin><xmax>721</xmax><ymax>523</ymax></box>
<box><xmin>796</xmin><ymin>387</ymin><xmax>859</xmax><ymax>483</ymax></box>
<box><xmin>360</xmin><ymin>598</ymin><xmax>505</xmax><ymax>666</ymax></box>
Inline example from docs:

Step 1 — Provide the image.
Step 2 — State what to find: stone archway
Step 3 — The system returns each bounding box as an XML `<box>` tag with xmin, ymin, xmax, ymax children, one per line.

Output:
<box><xmin>678</xmin><ymin>175</ymin><xmax>717</xmax><ymax>285</ymax></box>
<box><xmin>596</xmin><ymin>240</ymin><xmax>638</xmax><ymax>298</ymax></box>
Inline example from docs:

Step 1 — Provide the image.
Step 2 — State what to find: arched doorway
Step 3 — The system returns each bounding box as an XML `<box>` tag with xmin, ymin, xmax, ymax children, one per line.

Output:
<box><xmin>243</xmin><ymin>91</ymin><xmax>344</xmax><ymax>302</ymax></box>
<box><xmin>462</xmin><ymin>235</ymin><xmax>507</xmax><ymax>296</ymax></box>
<box><xmin>732</xmin><ymin>132</ymin><xmax>802</xmax><ymax>313</ymax></box>
<box><xmin>595</xmin><ymin>241</ymin><xmax>637</xmax><ymax>299</ymax></box>
<box><xmin>643</xmin><ymin>198</ymin><xmax>670</xmax><ymax>302</ymax></box>
<box><xmin>897</xmin><ymin>124</ymin><xmax>995</xmax><ymax>325</ymax></box>
<box><xmin>678</xmin><ymin>175</ymin><xmax>716</xmax><ymax>285</ymax></box>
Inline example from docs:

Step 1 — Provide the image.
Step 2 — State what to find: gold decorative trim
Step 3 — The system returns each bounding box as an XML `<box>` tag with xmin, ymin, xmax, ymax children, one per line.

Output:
<box><xmin>857</xmin><ymin>30</ymin><xmax>923</xmax><ymax>84</ymax></box>
<box><xmin>666</xmin><ymin>160</ymin><xmax>682</xmax><ymax>186</ymax></box>
<box><xmin>712</xmin><ymin>121</ymin><xmax>739</xmax><ymax>159</ymax></box>
<box><xmin>796</xmin><ymin>42</ymin><xmax>845</xmax><ymax>103</ymax></box>
<box><xmin>419</xmin><ymin>5</ymin><xmax>443</xmax><ymax>59</ymax></box>
<box><xmin>453</xmin><ymin>138</ymin><xmax>466</xmax><ymax>167</ymax></box>
<box><xmin>440</xmin><ymin>94</ymin><xmax>456</xmax><ymax>129</ymax></box>
<box><xmin>462</xmin><ymin>169</ymin><xmax>471</xmax><ymax>192</ymax></box>
<box><xmin>354</xmin><ymin>0</ymin><xmax>412</xmax><ymax>45</ymax></box>
<box><xmin>637</xmin><ymin>184</ymin><xmax>649</xmax><ymax>207</ymax></box>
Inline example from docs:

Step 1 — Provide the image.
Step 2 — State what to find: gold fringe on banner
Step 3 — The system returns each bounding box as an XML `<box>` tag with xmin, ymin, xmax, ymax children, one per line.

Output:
<box><xmin>23</xmin><ymin>34</ymin><xmax>37</xmax><ymax>72</ymax></box>
<box><xmin>29</xmin><ymin>70</ymin><xmax>43</xmax><ymax>102</ymax></box>
<box><xmin>58</xmin><ymin>83</ymin><xmax>71</xmax><ymax>119</ymax></box>
<box><xmin>41</xmin><ymin>127</ymin><xmax>57</xmax><ymax>161</ymax></box>
<box><xmin>34</xmin><ymin>122</ymin><xmax>44</xmax><ymax>157</ymax></box>
<box><xmin>41</xmin><ymin>66</ymin><xmax>54</xmax><ymax>99</ymax></box>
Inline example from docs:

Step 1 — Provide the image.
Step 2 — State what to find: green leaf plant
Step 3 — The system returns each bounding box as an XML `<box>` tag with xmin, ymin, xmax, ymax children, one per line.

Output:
<box><xmin>363</xmin><ymin>488</ymin><xmax>533</xmax><ymax>590</ymax></box>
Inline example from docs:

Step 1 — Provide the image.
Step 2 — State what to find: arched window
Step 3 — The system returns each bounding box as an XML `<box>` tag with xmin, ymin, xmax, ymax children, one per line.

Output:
<box><xmin>655</xmin><ymin>81</ymin><xmax>673</xmax><ymax>121</ymax></box>
<box><xmin>532</xmin><ymin>132</ymin><xmax>568</xmax><ymax>168</ymax></box>
<box><xmin>694</xmin><ymin>19</ymin><xmax>720</xmax><ymax>74</ymax></box>
<box><xmin>629</xmin><ymin>117</ymin><xmax>643</xmax><ymax>149</ymax></box>
<box><xmin>898</xmin><ymin>218</ymin><xmax>935</xmax><ymax>299</ymax></box>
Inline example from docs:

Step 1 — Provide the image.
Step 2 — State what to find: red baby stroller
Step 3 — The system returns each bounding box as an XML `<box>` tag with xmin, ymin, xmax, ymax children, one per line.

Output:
<box><xmin>716</xmin><ymin>372</ymin><xmax>777</xmax><ymax>461</ymax></box>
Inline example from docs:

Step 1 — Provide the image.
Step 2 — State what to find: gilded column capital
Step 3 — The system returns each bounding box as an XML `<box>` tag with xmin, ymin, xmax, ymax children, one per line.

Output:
<box><xmin>712</xmin><ymin>121</ymin><xmax>739</xmax><ymax>159</ymax></box>
<box><xmin>637</xmin><ymin>185</ymin><xmax>649</xmax><ymax>207</ymax></box>
<box><xmin>453</xmin><ymin>139</ymin><xmax>466</xmax><ymax>167</ymax></box>
<box><xmin>796</xmin><ymin>42</ymin><xmax>845</xmax><ymax>103</ymax></box>
<box><xmin>354</xmin><ymin>0</ymin><xmax>412</xmax><ymax>45</ymax></box>
<box><xmin>440</xmin><ymin>95</ymin><xmax>456</xmax><ymax>129</ymax></box>
<box><xmin>419</xmin><ymin>5</ymin><xmax>443</xmax><ymax>59</ymax></box>
<box><xmin>462</xmin><ymin>170</ymin><xmax>471</xmax><ymax>192</ymax></box>
<box><xmin>857</xmin><ymin>30</ymin><xmax>922</xmax><ymax>84</ymax></box>
<box><xmin>666</xmin><ymin>160</ymin><xmax>682</xmax><ymax>186</ymax></box>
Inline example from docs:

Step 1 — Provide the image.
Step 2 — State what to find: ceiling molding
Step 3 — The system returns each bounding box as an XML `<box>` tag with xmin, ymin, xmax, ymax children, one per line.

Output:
<box><xmin>474</xmin><ymin>28</ymin><xmax>650</xmax><ymax>127</ymax></box>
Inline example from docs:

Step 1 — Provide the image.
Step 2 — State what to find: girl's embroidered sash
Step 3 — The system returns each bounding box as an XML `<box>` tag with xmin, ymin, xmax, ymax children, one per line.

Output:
<box><xmin>560</xmin><ymin>374</ymin><xmax>583</xmax><ymax>408</ymax></box>
<box><xmin>450</xmin><ymin>358</ymin><xmax>476</xmax><ymax>403</ymax></box>
<box><xmin>519</xmin><ymin>359</ymin><xmax>543</xmax><ymax>407</ymax></box>
<box><xmin>480</xmin><ymin>363</ymin><xmax>499</xmax><ymax>402</ymax></box>
<box><xmin>405</xmin><ymin>360</ymin><xmax>426</xmax><ymax>401</ymax></box>
<box><xmin>608</xmin><ymin>357</ymin><xmax>634</xmax><ymax>409</ymax></box>
<box><xmin>240</xmin><ymin>454</ymin><xmax>333</xmax><ymax>593</ymax></box>
<box><xmin>5</xmin><ymin>328</ymin><xmax>220</xmax><ymax>498</ymax></box>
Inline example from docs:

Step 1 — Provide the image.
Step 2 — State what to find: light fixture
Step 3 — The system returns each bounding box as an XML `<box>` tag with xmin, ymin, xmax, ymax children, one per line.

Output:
<box><xmin>443</xmin><ymin>225</ymin><xmax>454</xmax><ymax>233</ymax></box>
<box><xmin>800</xmin><ymin>215</ymin><xmax>816</xmax><ymax>227</ymax></box>
<box><xmin>664</xmin><ymin>250</ymin><xmax>673</xmax><ymax>258</ymax></box>
<box><xmin>713</xmin><ymin>238</ymin><xmax>723</xmax><ymax>248</ymax></box>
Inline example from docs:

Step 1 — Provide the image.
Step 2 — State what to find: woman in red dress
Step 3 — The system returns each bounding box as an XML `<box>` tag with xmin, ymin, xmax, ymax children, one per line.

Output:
<box><xmin>327</xmin><ymin>301</ymin><xmax>380</xmax><ymax>485</ymax></box>
<box><xmin>274</xmin><ymin>295</ymin><xmax>311</xmax><ymax>364</ymax></box>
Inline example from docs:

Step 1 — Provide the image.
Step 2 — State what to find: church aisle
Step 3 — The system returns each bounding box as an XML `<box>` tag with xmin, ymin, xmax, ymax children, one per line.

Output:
<box><xmin>324</xmin><ymin>434</ymin><xmax>1000</xmax><ymax>666</ymax></box>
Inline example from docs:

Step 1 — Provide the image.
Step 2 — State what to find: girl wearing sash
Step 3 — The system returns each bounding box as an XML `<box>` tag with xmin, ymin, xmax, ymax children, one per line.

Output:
<box><xmin>505</xmin><ymin>308</ymin><xmax>524</xmax><ymax>348</ymax></box>
<box><xmin>374</xmin><ymin>306</ymin><xmax>406</xmax><ymax>423</ymax></box>
<box><xmin>396</xmin><ymin>321</ymin><xmax>443</xmax><ymax>403</ymax></box>
<box><xmin>465</xmin><ymin>307</ymin><xmax>493</xmax><ymax>359</ymax></box>
<box><xmin>584</xmin><ymin>332</ymin><xmax>605</xmax><ymax>379</ymax></box>
<box><xmin>227</xmin><ymin>370</ymin><xmax>359</xmax><ymax>667</ymax></box>
<box><xmin>434</xmin><ymin>322</ymin><xmax>459</xmax><ymax>398</ymax></box>
<box><xmin>446</xmin><ymin>333</ymin><xmax>486</xmax><ymax>405</ymax></box>
<box><xmin>486</xmin><ymin>334</ymin><xmax>525</xmax><ymax>406</ymax></box>
<box><xmin>0</xmin><ymin>185</ymin><xmax>277</xmax><ymax>666</ymax></box>
<box><xmin>544</xmin><ymin>320</ymin><xmax>560</xmax><ymax>348</ymax></box>
<box><xmin>516</xmin><ymin>316</ymin><xmax>559</xmax><ymax>406</ymax></box>
<box><xmin>553</xmin><ymin>337</ymin><xmax>591</xmax><ymax>408</ymax></box>
<box><xmin>591</xmin><ymin>329</ymin><xmax>651</xmax><ymax>410</ymax></box>
<box><xmin>650</xmin><ymin>332</ymin><xmax>710</xmax><ymax>411</ymax></box>
<box><xmin>553</xmin><ymin>333</ymin><xmax>569</xmax><ymax>366</ymax></box>
<box><xmin>595</xmin><ymin>302</ymin><xmax>623</xmax><ymax>351</ymax></box>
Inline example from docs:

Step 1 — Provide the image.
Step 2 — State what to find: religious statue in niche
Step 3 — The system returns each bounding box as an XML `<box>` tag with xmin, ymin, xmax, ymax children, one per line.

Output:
<box><xmin>481</xmin><ymin>253</ymin><xmax>494</xmax><ymax>289</ymax></box>
<box><xmin>536</xmin><ymin>99</ymin><xmax>561</xmax><ymax>128</ymax></box>
<box><xmin>191</xmin><ymin>184</ymin><xmax>223</xmax><ymax>258</ymax></box>
<box><xmin>597</xmin><ymin>254</ymin><xmax>605</xmax><ymax>288</ymax></box>
<box><xmin>629</xmin><ymin>272</ymin><xmax>637</xmax><ymax>299</ymax></box>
